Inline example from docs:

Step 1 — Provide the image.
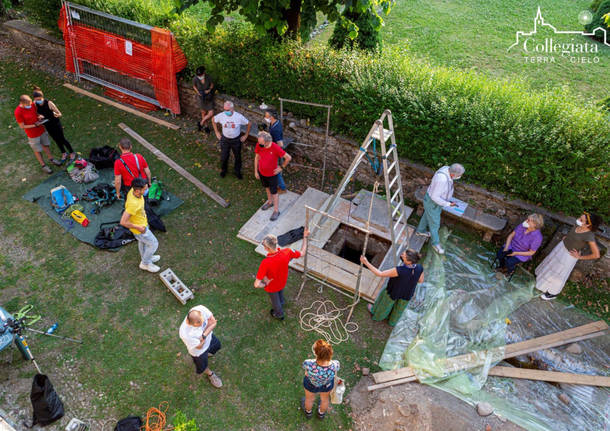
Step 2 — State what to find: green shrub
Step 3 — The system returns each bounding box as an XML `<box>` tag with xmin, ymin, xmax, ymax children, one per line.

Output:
<box><xmin>20</xmin><ymin>2</ymin><xmax>610</xmax><ymax>219</ymax></box>
<box><xmin>590</xmin><ymin>0</ymin><xmax>603</xmax><ymax>12</ymax></box>
<box><xmin>585</xmin><ymin>0</ymin><xmax>610</xmax><ymax>42</ymax></box>
<box><xmin>329</xmin><ymin>9</ymin><xmax>383</xmax><ymax>51</ymax></box>
<box><xmin>22</xmin><ymin>0</ymin><xmax>62</xmax><ymax>32</ymax></box>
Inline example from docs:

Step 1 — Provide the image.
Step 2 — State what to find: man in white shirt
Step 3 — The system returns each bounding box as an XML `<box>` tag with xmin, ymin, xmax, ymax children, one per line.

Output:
<box><xmin>415</xmin><ymin>163</ymin><xmax>465</xmax><ymax>254</ymax></box>
<box><xmin>212</xmin><ymin>101</ymin><xmax>251</xmax><ymax>179</ymax></box>
<box><xmin>179</xmin><ymin>305</ymin><xmax>223</xmax><ymax>388</ymax></box>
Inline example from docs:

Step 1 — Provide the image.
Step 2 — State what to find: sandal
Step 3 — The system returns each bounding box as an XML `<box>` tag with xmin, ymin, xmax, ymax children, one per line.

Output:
<box><xmin>300</xmin><ymin>397</ymin><xmax>313</xmax><ymax>419</ymax></box>
<box><xmin>261</xmin><ymin>202</ymin><xmax>273</xmax><ymax>211</ymax></box>
<box><xmin>317</xmin><ymin>408</ymin><xmax>326</xmax><ymax>420</ymax></box>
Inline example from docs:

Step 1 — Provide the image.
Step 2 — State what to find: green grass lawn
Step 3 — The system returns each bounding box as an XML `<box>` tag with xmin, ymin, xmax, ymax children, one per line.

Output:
<box><xmin>314</xmin><ymin>0</ymin><xmax>609</xmax><ymax>102</ymax></box>
<box><xmin>0</xmin><ymin>59</ymin><xmax>391</xmax><ymax>429</ymax></box>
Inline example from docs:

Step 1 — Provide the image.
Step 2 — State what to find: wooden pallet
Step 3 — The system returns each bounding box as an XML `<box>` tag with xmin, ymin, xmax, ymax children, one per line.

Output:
<box><xmin>159</xmin><ymin>268</ymin><xmax>194</xmax><ymax>305</ymax></box>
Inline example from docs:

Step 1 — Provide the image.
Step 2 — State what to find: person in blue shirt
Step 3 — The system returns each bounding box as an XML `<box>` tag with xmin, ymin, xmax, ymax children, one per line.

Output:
<box><xmin>264</xmin><ymin>110</ymin><xmax>287</xmax><ymax>193</ymax></box>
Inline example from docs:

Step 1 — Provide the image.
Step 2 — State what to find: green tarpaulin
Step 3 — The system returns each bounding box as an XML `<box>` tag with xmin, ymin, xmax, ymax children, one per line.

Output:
<box><xmin>23</xmin><ymin>169</ymin><xmax>183</xmax><ymax>248</ymax></box>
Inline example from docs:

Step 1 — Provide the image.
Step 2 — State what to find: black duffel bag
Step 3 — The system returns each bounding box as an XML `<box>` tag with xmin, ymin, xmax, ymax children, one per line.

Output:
<box><xmin>89</xmin><ymin>145</ymin><xmax>119</xmax><ymax>169</ymax></box>
<box><xmin>29</xmin><ymin>374</ymin><xmax>64</xmax><ymax>427</ymax></box>
<box><xmin>114</xmin><ymin>416</ymin><xmax>143</xmax><ymax>431</ymax></box>
<box><xmin>94</xmin><ymin>223</ymin><xmax>136</xmax><ymax>249</ymax></box>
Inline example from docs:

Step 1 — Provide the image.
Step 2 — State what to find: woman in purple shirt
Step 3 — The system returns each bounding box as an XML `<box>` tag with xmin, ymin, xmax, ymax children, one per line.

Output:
<box><xmin>496</xmin><ymin>213</ymin><xmax>544</xmax><ymax>274</ymax></box>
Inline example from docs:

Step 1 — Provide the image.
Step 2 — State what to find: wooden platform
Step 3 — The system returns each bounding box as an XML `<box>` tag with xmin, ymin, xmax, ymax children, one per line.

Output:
<box><xmin>238</xmin><ymin>187</ymin><xmax>426</xmax><ymax>302</ymax></box>
<box><xmin>237</xmin><ymin>190</ymin><xmax>301</xmax><ymax>245</ymax></box>
<box><xmin>351</xmin><ymin>189</ymin><xmax>413</xmax><ymax>233</ymax></box>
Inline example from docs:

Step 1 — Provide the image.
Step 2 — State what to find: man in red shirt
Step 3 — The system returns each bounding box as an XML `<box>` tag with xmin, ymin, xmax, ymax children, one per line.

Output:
<box><xmin>14</xmin><ymin>95</ymin><xmax>61</xmax><ymax>174</ymax></box>
<box><xmin>255</xmin><ymin>229</ymin><xmax>309</xmax><ymax>320</ymax></box>
<box><xmin>254</xmin><ymin>131</ymin><xmax>292</xmax><ymax>221</ymax></box>
<box><xmin>114</xmin><ymin>138</ymin><xmax>152</xmax><ymax>199</ymax></box>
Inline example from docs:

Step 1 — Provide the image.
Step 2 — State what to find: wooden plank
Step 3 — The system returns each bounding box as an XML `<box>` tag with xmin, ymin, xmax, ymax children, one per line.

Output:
<box><xmin>237</xmin><ymin>191</ymin><xmax>301</xmax><ymax>244</ymax></box>
<box><xmin>488</xmin><ymin>366</ymin><xmax>610</xmax><ymax>387</ymax></box>
<box><xmin>64</xmin><ymin>83</ymin><xmax>179</xmax><ymax>130</ymax></box>
<box><xmin>367</xmin><ymin>376</ymin><xmax>418</xmax><ymax>391</ymax></box>
<box><xmin>118</xmin><ymin>123</ymin><xmax>229</xmax><ymax>208</ymax></box>
<box><xmin>350</xmin><ymin>189</ymin><xmax>413</xmax><ymax>233</ymax></box>
<box><xmin>372</xmin><ymin>321</ymin><xmax>608</xmax><ymax>385</ymax></box>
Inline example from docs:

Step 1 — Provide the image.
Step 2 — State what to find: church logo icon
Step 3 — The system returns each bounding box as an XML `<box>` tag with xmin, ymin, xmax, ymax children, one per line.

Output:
<box><xmin>508</xmin><ymin>7</ymin><xmax>608</xmax><ymax>64</ymax></box>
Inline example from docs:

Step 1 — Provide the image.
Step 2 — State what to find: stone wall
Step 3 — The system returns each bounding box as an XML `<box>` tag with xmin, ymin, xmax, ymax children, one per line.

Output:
<box><xmin>3</xmin><ymin>18</ymin><xmax>608</xmax><ymax>280</ymax></box>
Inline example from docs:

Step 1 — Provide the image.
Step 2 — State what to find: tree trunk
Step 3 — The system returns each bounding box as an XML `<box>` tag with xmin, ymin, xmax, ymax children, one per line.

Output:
<box><xmin>282</xmin><ymin>0</ymin><xmax>302</xmax><ymax>37</ymax></box>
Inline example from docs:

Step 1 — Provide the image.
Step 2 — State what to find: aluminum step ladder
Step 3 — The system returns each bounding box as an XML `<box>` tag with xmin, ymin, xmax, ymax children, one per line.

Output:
<box><xmin>316</xmin><ymin>109</ymin><xmax>408</xmax><ymax>267</ymax></box>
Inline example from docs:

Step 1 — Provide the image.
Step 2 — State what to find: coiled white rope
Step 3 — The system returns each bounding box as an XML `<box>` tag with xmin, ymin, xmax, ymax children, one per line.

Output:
<box><xmin>299</xmin><ymin>299</ymin><xmax>359</xmax><ymax>344</ymax></box>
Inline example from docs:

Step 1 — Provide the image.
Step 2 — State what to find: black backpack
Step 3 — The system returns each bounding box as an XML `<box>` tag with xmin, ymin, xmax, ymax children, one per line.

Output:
<box><xmin>89</xmin><ymin>146</ymin><xmax>119</xmax><ymax>169</ymax></box>
<box><xmin>94</xmin><ymin>223</ymin><xmax>136</xmax><ymax>249</ymax></box>
<box><xmin>114</xmin><ymin>416</ymin><xmax>143</xmax><ymax>431</ymax></box>
<box><xmin>29</xmin><ymin>374</ymin><xmax>64</xmax><ymax>427</ymax></box>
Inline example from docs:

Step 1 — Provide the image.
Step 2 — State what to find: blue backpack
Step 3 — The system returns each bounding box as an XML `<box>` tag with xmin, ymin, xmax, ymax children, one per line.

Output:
<box><xmin>50</xmin><ymin>185</ymin><xmax>75</xmax><ymax>214</ymax></box>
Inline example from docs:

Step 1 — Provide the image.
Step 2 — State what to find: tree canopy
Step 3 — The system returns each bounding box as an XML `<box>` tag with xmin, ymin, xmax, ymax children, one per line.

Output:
<box><xmin>180</xmin><ymin>0</ymin><xmax>393</xmax><ymax>41</ymax></box>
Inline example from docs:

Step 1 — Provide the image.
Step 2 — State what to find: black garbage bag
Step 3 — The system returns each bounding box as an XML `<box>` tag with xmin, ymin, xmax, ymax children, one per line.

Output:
<box><xmin>89</xmin><ymin>145</ymin><xmax>119</xmax><ymax>169</ymax></box>
<box><xmin>114</xmin><ymin>415</ymin><xmax>143</xmax><ymax>431</ymax></box>
<box><xmin>30</xmin><ymin>374</ymin><xmax>64</xmax><ymax>427</ymax></box>
<box><xmin>94</xmin><ymin>223</ymin><xmax>136</xmax><ymax>249</ymax></box>
<box><xmin>145</xmin><ymin>200</ymin><xmax>166</xmax><ymax>232</ymax></box>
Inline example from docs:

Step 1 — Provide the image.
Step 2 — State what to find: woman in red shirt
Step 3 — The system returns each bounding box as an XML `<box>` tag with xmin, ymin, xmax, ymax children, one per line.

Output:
<box><xmin>254</xmin><ymin>131</ymin><xmax>292</xmax><ymax>221</ymax></box>
<box><xmin>14</xmin><ymin>95</ymin><xmax>61</xmax><ymax>174</ymax></box>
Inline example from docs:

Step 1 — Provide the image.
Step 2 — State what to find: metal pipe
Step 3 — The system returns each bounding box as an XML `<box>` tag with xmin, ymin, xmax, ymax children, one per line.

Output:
<box><xmin>346</xmin><ymin>181</ymin><xmax>378</xmax><ymax>322</ymax></box>
<box><xmin>278</xmin><ymin>97</ymin><xmax>332</xmax><ymax>108</ymax></box>
<box><xmin>25</xmin><ymin>327</ymin><xmax>83</xmax><ymax>344</ymax></box>
<box><xmin>322</xmin><ymin>106</ymin><xmax>330</xmax><ymax>191</ymax></box>
<box><xmin>296</xmin><ymin>206</ymin><xmax>311</xmax><ymax>300</ymax></box>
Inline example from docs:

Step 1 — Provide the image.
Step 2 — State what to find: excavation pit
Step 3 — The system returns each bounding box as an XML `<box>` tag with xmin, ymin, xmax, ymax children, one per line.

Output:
<box><xmin>323</xmin><ymin>224</ymin><xmax>391</xmax><ymax>267</ymax></box>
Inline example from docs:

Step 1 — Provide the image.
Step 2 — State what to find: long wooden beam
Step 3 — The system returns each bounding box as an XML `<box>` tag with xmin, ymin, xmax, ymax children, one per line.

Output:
<box><xmin>118</xmin><ymin>123</ymin><xmax>230</xmax><ymax>208</ymax></box>
<box><xmin>488</xmin><ymin>366</ymin><xmax>610</xmax><ymax>387</ymax></box>
<box><xmin>64</xmin><ymin>83</ymin><xmax>180</xmax><ymax>130</ymax></box>
<box><xmin>369</xmin><ymin>320</ymin><xmax>607</xmax><ymax>390</ymax></box>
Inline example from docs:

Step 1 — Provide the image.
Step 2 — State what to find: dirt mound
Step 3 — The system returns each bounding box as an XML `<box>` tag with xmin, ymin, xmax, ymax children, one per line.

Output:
<box><xmin>348</xmin><ymin>377</ymin><xmax>525</xmax><ymax>431</ymax></box>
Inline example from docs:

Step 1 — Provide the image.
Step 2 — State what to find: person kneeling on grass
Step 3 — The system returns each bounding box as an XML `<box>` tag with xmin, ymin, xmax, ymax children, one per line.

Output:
<box><xmin>179</xmin><ymin>305</ymin><xmax>223</xmax><ymax>388</ymax></box>
<box><xmin>360</xmin><ymin>250</ymin><xmax>424</xmax><ymax>326</ymax></box>
<box><xmin>301</xmin><ymin>339</ymin><xmax>340</xmax><ymax>420</ymax></box>
<box><xmin>120</xmin><ymin>178</ymin><xmax>161</xmax><ymax>273</ymax></box>
<box><xmin>495</xmin><ymin>213</ymin><xmax>544</xmax><ymax>276</ymax></box>
<box><xmin>535</xmin><ymin>212</ymin><xmax>602</xmax><ymax>301</ymax></box>
<box><xmin>254</xmin><ymin>131</ymin><xmax>292</xmax><ymax>221</ymax></box>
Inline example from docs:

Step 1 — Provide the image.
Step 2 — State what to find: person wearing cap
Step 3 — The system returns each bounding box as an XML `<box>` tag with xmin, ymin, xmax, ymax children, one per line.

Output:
<box><xmin>179</xmin><ymin>305</ymin><xmax>223</xmax><ymax>388</ymax></box>
<box><xmin>415</xmin><ymin>163</ymin><xmax>465</xmax><ymax>254</ymax></box>
<box><xmin>32</xmin><ymin>87</ymin><xmax>76</xmax><ymax>163</ymax></box>
<box><xmin>254</xmin><ymin>228</ymin><xmax>309</xmax><ymax>320</ymax></box>
<box><xmin>212</xmin><ymin>101</ymin><xmax>251</xmax><ymax>179</ymax></box>
<box><xmin>14</xmin><ymin>94</ymin><xmax>61</xmax><ymax>174</ymax></box>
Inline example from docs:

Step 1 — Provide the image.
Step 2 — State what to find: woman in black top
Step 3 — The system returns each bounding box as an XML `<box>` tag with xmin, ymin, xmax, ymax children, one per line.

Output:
<box><xmin>32</xmin><ymin>88</ymin><xmax>75</xmax><ymax>163</ymax></box>
<box><xmin>360</xmin><ymin>249</ymin><xmax>424</xmax><ymax>326</ymax></box>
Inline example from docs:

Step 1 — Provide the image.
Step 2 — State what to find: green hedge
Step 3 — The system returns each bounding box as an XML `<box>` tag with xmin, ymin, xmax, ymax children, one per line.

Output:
<box><xmin>22</xmin><ymin>2</ymin><xmax>610</xmax><ymax>219</ymax></box>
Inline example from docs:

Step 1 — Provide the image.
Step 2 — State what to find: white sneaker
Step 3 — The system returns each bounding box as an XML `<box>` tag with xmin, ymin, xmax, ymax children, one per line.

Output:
<box><xmin>415</xmin><ymin>231</ymin><xmax>431</xmax><ymax>238</ymax></box>
<box><xmin>139</xmin><ymin>262</ymin><xmax>160</xmax><ymax>273</ymax></box>
<box><xmin>151</xmin><ymin>255</ymin><xmax>161</xmax><ymax>263</ymax></box>
<box><xmin>432</xmin><ymin>244</ymin><xmax>445</xmax><ymax>254</ymax></box>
